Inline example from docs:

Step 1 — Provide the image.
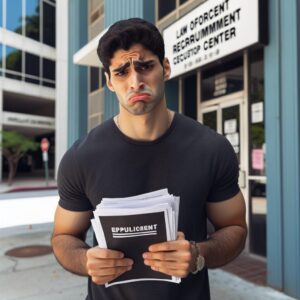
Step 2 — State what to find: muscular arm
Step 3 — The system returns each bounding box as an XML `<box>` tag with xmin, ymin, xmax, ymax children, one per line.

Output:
<box><xmin>199</xmin><ymin>191</ymin><xmax>247</xmax><ymax>268</ymax></box>
<box><xmin>51</xmin><ymin>205</ymin><xmax>93</xmax><ymax>276</ymax></box>
<box><xmin>142</xmin><ymin>192</ymin><xmax>246</xmax><ymax>277</ymax></box>
<box><xmin>52</xmin><ymin>205</ymin><xmax>133</xmax><ymax>284</ymax></box>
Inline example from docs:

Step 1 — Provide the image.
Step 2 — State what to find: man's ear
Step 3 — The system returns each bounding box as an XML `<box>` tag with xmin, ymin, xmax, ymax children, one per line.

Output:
<box><xmin>105</xmin><ymin>71</ymin><xmax>115</xmax><ymax>92</ymax></box>
<box><xmin>163</xmin><ymin>57</ymin><xmax>171</xmax><ymax>81</ymax></box>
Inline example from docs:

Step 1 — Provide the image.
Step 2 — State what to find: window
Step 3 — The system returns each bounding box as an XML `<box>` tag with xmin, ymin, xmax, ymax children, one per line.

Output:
<box><xmin>5</xmin><ymin>46</ymin><xmax>22</xmax><ymax>80</ymax></box>
<box><xmin>3</xmin><ymin>0</ymin><xmax>56</xmax><ymax>48</ymax></box>
<box><xmin>183</xmin><ymin>73</ymin><xmax>197</xmax><ymax>120</ymax></box>
<box><xmin>25</xmin><ymin>0</ymin><xmax>40</xmax><ymax>41</ymax></box>
<box><xmin>6</xmin><ymin>0</ymin><xmax>23</xmax><ymax>33</ymax></box>
<box><xmin>158</xmin><ymin>0</ymin><xmax>176</xmax><ymax>20</ymax></box>
<box><xmin>25</xmin><ymin>52</ymin><xmax>40</xmax><ymax>84</ymax></box>
<box><xmin>90</xmin><ymin>67</ymin><xmax>106</xmax><ymax>92</ymax></box>
<box><xmin>42</xmin><ymin>57</ymin><xmax>55</xmax><ymax>87</ymax></box>
<box><xmin>201</xmin><ymin>56</ymin><xmax>243</xmax><ymax>101</ymax></box>
<box><xmin>90</xmin><ymin>67</ymin><xmax>100</xmax><ymax>92</ymax></box>
<box><xmin>43</xmin><ymin>1</ymin><xmax>55</xmax><ymax>47</ymax></box>
<box><xmin>249</xmin><ymin>49</ymin><xmax>265</xmax><ymax>176</ymax></box>
<box><xmin>2</xmin><ymin>45</ymin><xmax>56</xmax><ymax>88</ymax></box>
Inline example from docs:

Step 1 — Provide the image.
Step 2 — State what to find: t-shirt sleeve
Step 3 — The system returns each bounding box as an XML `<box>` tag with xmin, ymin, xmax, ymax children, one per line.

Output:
<box><xmin>207</xmin><ymin>135</ymin><xmax>240</xmax><ymax>203</ymax></box>
<box><xmin>57</xmin><ymin>145</ymin><xmax>93</xmax><ymax>211</ymax></box>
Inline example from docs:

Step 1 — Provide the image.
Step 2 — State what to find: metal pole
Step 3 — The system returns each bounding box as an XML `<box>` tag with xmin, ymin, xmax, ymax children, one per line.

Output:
<box><xmin>44</xmin><ymin>161</ymin><xmax>49</xmax><ymax>186</ymax></box>
<box><xmin>42</xmin><ymin>151</ymin><xmax>49</xmax><ymax>186</ymax></box>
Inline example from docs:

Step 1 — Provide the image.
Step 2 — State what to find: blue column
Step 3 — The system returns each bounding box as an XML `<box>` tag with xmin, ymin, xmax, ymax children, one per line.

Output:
<box><xmin>265</xmin><ymin>0</ymin><xmax>300</xmax><ymax>298</ymax></box>
<box><xmin>68</xmin><ymin>0</ymin><xmax>88</xmax><ymax>146</ymax></box>
<box><xmin>103</xmin><ymin>0</ymin><xmax>155</xmax><ymax>120</ymax></box>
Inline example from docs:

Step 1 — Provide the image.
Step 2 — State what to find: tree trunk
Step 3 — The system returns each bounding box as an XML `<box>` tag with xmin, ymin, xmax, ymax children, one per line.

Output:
<box><xmin>7</xmin><ymin>158</ymin><xmax>19</xmax><ymax>186</ymax></box>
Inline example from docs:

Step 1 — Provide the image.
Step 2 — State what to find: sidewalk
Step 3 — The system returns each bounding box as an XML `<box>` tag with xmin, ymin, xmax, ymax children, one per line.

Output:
<box><xmin>0</xmin><ymin>178</ymin><xmax>57</xmax><ymax>194</ymax></box>
<box><xmin>0</xmin><ymin>192</ymin><xmax>297</xmax><ymax>300</ymax></box>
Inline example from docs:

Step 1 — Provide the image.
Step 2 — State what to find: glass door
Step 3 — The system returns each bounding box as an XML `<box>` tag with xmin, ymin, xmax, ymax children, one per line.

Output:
<box><xmin>221</xmin><ymin>103</ymin><xmax>241</xmax><ymax>164</ymax></box>
<box><xmin>202</xmin><ymin>106</ymin><xmax>218</xmax><ymax>132</ymax></box>
<box><xmin>200</xmin><ymin>97</ymin><xmax>247</xmax><ymax>199</ymax></box>
<box><xmin>201</xmin><ymin>101</ymin><xmax>242</xmax><ymax>166</ymax></box>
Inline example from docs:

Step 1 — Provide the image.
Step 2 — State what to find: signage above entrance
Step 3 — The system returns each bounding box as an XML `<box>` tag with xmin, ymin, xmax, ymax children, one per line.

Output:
<box><xmin>163</xmin><ymin>0</ymin><xmax>267</xmax><ymax>78</ymax></box>
<box><xmin>2</xmin><ymin>112</ymin><xmax>55</xmax><ymax>129</ymax></box>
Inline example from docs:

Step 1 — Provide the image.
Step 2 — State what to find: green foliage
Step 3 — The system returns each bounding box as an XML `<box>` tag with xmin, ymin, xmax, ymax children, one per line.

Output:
<box><xmin>15</xmin><ymin>4</ymin><xmax>40</xmax><ymax>40</ymax></box>
<box><xmin>24</xmin><ymin>6</ymin><xmax>40</xmax><ymax>40</ymax></box>
<box><xmin>0</xmin><ymin>131</ymin><xmax>39</xmax><ymax>158</ymax></box>
<box><xmin>0</xmin><ymin>131</ymin><xmax>39</xmax><ymax>184</ymax></box>
<box><xmin>5</xmin><ymin>51</ymin><xmax>22</xmax><ymax>71</ymax></box>
<box><xmin>251</xmin><ymin>124</ymin><xmax>265</xmax><ymax>147</ymax></box>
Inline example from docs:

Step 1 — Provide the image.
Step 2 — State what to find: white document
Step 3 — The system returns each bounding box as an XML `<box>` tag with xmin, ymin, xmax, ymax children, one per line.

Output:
<box><xmin>91</xmin><ymin>189</ymin><xmax>180</xmax><ymax>287</ymax></box>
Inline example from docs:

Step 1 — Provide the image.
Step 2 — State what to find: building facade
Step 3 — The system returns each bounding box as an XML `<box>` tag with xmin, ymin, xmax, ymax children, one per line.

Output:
<box><xmin>0</xmin><ymin>0</ymin><xmax>56</xmax><ymax>181</ymax></box>
<box><xmin>59</xmin><ymin>0</ymin><xmax>300</xmax><ymax>298</ymax></box>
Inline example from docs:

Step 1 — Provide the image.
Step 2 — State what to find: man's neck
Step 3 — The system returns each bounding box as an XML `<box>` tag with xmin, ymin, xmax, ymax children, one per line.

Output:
<box><xmin>115</xmin><ymin>103</ymin><xmax>174</xmax><ymax>141</ymax></box>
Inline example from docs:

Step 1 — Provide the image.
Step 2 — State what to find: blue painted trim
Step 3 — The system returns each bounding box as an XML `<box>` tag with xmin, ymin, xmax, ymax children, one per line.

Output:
<box><xmin>143</xmin><ymin>0</ymin><xmax>155</xmax><ymax>23</ymax></box>
<box><xmin>264</xmin><ymin>0</ymin><xmax>283</xmax><ymax>290</ymax></box>
<box><xmin>280</xmin><ymin>0</ymin><xmax>300</xmax><ymax>297</ymax></box>
<box><xmin>68</xmin><ymin>0</ymin><xmax>88</xmax><ymax>147</ymax></box>
<box><xmin>265</xmin><ymin>0</ymin><xmax>300</xmax><ymax>297</ymax></box>
<box><xmin>104</xmin><ymin>88</ymin><xmax>118</xmax><ymax>121</ymax></box>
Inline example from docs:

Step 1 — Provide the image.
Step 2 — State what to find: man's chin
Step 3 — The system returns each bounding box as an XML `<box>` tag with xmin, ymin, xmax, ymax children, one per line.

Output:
<box><xmin>125</xmin><ymin>102</ymin><xmax>155</xmax><ymax>116</ymax></box>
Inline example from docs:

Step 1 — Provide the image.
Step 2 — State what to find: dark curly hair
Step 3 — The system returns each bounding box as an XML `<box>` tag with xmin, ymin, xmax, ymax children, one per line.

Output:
<box><xmin>97</xmin><ymin>18</ymin><xmax>165</xmax><ymax>75</ymax></box>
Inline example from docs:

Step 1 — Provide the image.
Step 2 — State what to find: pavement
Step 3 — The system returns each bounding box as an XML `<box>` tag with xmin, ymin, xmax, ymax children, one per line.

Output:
<box><xmin>0</xmin><ymin>189</ymin><xmax>298</xmax><ymax>300</ymax></box>
<box><xmin>0</xmin><ymin>178</ymin><xmax>57</xmax><ymax>194</ymax></box>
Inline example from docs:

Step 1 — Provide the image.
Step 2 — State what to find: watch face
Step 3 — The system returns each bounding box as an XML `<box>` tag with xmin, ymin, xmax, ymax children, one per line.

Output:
<box><xmin>196</xmin><ymin>255</ymin><xmax>205</xmax><ymax>271</ymax></box>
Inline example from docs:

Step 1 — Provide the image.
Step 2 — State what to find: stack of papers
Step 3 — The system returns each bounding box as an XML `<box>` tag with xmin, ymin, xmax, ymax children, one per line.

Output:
<box><xmin>91</xmin><ymin>188</ymin><xmax>180</xmax><ymax>287</ymax></box>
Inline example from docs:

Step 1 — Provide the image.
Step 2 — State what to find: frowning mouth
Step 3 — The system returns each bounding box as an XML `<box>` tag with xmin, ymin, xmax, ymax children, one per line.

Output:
<box><xmin>129</xmin><ymin>93</ymin><xmax>151</xmax><ymax>103</ymax></box>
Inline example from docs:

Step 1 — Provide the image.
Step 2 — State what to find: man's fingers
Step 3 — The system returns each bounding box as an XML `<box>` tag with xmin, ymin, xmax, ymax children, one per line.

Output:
<box><xmin>87</xmin><ymin>247</ymin><xmax>124</xmax><ymax>259</ymax></box>
<box><xmin>91</xmin><ymin>275</ymin><xmax>114</xmax><ymax>285</ymax></box>
<box><xmin>150</xmin><ymin>266</ymin><xmax>189</xmax><ymax>278</ymax></box>
<box><xmin>148</xmin><ymin>239</ymin><xmax>190</xmax><ymax>252</ymax></box>
<box><xmin>144</xmin><ymin>259</ymin><xmax>189</xmax><ymax>270</ymax></box>
<box><xmin>177</xmin><ymin>231</ymin><xmax>185</xmax><ymax>240</ymax></box>
<box><xmin>91</xmin><ymin>269</ymin><xmax>127</xmax><ymax>285</ymax></box>
<box><xmin>89</xmin><ymin>265</ymin><xmax>132</xmax><ymax>277</ymax></box>
<box><xmin>88</xmin><ymin>258</ymin><xmax>133</xmax><ymax>268</ymax></box>
<box><xmin>143</xmin><ymin>249</ymin><xmax>191</xmax><ymax>262</ymax></box>
<box><xmin>87</xmin><ymin>257</ymin><xmax>134</xmax><ymax>275</ymax></box>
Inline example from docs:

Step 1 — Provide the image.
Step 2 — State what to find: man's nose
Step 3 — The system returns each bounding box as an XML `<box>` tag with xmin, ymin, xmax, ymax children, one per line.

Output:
<box><xmin>129</xmin><ymin>69</ymin><xmax>145</xmax><ymax>91</ymax></box>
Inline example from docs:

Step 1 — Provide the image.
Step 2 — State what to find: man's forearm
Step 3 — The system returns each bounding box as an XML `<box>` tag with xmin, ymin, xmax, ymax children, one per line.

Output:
<box><xmin>198</xmin><ymin>225</ymin><xmax>247</xmax><ymax>268</ymax></box>
<box><xmin>51</xmin><ymin>234</ymin><xmax>90</xmax><ymax>276</ymax></box>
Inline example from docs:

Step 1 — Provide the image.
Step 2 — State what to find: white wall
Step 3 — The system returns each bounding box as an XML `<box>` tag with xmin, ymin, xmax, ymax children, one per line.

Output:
<box><xmin>0</xmin><ymin>77</ymin><xmax>55</xmax><ymax>99</ymax></box>
<box><xmin>55</xmin><ymin>0</ymin><xmax>69</xmax><ymax>178</ymax></box>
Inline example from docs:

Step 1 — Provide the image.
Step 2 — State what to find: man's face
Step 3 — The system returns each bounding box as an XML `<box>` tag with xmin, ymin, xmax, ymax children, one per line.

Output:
<box><xmin>105</xmin><ymin>44</ymin><xmax>170</xmax><ymax>116</ymax></box>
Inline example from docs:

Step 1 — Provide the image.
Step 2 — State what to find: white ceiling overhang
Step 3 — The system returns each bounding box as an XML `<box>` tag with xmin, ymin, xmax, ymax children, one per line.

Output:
<box><xmin>73</xmin><ymin>29</ymin><xmax>108</xmax><ymax>67</ymax></box>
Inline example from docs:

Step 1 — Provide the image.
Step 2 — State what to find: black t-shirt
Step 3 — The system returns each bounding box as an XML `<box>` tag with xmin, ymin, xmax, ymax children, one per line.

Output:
<box><xmin>58</xmin><ymin>112</ymin><xmax>240</xmax><ymax>300</ymax></box>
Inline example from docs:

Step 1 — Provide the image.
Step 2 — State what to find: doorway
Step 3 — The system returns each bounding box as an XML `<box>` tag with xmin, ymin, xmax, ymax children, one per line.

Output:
<box><xmin>200</xmin><ymin>93</ymin><xmax>247</xmax><ymax>192</ymax></box>
<box><xmin>199</xmin><ymin>92</ymin><xmax>250</xmax><ymax>250</ymax></box>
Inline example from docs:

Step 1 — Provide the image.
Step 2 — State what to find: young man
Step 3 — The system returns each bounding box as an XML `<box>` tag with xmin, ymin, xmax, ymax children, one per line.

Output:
<box><xmin>52</xmin><ymin>18</ymin><xmax>247</xmax><ymax>300</ymax></box>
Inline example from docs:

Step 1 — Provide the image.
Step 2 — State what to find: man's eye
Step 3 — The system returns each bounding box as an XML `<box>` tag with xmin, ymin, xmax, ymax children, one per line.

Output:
<box><xmin>137</xmin><ymin>64</ymin><xmax>153</xmax><ymax>71</ymax></box>
<box><xmin>115</xmin><ymin>70</ymin><xmax>127</xmax><ymax>77</ymax></box>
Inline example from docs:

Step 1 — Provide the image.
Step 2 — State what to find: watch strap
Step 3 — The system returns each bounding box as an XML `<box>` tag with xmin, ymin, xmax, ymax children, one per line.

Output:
<box><xmin>190</xmin><ymin>240</ymin><xmax>205</xmax><ymax>274</ymax></box>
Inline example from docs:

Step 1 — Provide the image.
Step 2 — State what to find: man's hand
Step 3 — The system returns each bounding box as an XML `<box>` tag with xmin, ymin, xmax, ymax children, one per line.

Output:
<box><xmin>86</xmin><ymin>247</ymin><xmax>134</xmax><ymax>285</ymax></box>
<box><xmin>143</xmin><ymin>232</ymin><xmax>193</xmax><ymax>278</ymax></box>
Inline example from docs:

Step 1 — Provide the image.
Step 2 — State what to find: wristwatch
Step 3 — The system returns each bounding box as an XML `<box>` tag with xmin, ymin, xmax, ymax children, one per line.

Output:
<box><xmin>190</xmin><ymin>240</ymin><xmax>205</xmax><ymax>274</ymax></box>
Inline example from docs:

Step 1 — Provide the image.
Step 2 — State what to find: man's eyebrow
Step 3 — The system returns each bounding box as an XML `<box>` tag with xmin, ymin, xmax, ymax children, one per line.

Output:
<box><xmin>133</xmin><ymin>60</ymin><xmax>155</xmax><ymax>66</ymax></box>
<box><xmin>112</xmin><ymin>62</ymin><xmax>130</xmax><ymax>73</ymax></box>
